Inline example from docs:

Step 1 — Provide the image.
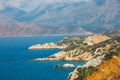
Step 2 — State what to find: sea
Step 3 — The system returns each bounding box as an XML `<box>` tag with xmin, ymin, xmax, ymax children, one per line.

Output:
<box><xmin>0</xmin><ymin>36</ymin><xmax>85</xmax><ymax>80</ymax></box>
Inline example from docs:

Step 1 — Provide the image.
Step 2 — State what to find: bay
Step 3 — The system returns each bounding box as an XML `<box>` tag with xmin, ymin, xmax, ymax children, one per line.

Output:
<box><xmin>0</xmin><ymin>36</ymin><xmax>85</xmax><ymax>80</ymax></box>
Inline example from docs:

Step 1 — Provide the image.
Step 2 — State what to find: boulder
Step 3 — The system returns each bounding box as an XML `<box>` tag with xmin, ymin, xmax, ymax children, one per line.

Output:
<box><xmin>55</xmin><ymin>64</ymin><xmax>74</xmax><ymax>68</ymax></box>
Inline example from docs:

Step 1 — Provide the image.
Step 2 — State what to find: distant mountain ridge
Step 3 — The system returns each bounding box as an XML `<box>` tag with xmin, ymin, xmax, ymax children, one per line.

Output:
<box><xmin>0</xmin><ymin>0</ymin><xmax>120</xmax><ymax>36</ymax></box>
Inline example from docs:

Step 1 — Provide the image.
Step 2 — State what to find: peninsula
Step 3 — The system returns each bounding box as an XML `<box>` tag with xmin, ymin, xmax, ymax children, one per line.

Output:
<box><xmin>29</xmin><ymin>42</ymin><xmax>67</xmax><ymax>50</ymax></box>
<box><xmin>29</xmin><ymin>29</ymin><xmax>120</xmax><ymax>80</ymax></box>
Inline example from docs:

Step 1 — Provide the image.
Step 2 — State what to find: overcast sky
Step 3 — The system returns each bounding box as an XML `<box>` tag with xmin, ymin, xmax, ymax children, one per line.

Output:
<box><xmin>0</xmin><ymin>0</ymin><xmax>91</xmax><ymax>12</ymax></box>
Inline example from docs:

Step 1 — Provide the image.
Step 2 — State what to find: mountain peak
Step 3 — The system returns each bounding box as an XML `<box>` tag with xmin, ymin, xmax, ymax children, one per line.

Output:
<box><xmin>0</xmin><ymin>0</ymin><xmax>120</xmax><ymax>36</ymax></box>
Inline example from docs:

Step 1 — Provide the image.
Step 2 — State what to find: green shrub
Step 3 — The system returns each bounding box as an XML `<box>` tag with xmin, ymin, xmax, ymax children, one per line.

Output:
<box><xmin>76</xmin><ymin>66</ymin><xmax>97</xmax><ymax>80</ymax></box>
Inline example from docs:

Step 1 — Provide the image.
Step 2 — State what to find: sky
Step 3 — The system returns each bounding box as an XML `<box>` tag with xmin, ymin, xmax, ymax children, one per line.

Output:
<box><xmin>0</xmin><ymin>0</ymin><xmax>91</xmax><ymax>12</ymax></box>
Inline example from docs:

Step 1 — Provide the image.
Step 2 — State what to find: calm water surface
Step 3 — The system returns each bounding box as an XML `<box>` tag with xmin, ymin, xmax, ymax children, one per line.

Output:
<box><xmin>0</xmin><ymin>36</ymin><xmax>85</xmax><ymax>80</ymax></box>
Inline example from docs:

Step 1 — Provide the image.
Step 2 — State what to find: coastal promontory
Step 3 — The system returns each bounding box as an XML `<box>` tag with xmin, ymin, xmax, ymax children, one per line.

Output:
<box><xmin>28</xmin><ymin>30</ymin><xmax>120</xmax><ymax>80</ymax></box>
<box><xmin>29</xmin><ymin>42</ymin><xmax>67</xmax><ymax>50</ymax></box>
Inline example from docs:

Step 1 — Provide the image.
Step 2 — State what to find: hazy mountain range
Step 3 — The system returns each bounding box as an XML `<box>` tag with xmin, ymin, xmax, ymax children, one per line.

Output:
<box><xmin>0</xmin><ymin>0</ymin><xmax>120</xmax><ymax>36</ymax></box>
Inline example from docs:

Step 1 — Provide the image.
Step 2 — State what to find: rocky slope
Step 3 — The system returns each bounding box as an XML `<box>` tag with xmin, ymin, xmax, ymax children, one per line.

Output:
<box><xmin>0</xmin><ymin>0</ymin><xmax>120</xmax><ymax>36</ymax></box>
<box><xmin>29</xmin><ymin>34</ymin><xmax>111</xmax><ymax>61</ymax></box>
<box><xmin>29</xmin><ymin>30</ymin><xmax>120</xmax><ymax>80</ymax></box>
<box><xmin>67</xmin><ymin>30</ymin><xmax>120</xmax><ymax>80</ymax></box>
<box><xmin>84</xmin><ymin>34</ymin><xmax>111</xmax><ymax>45</ymax></box>
<box><xmin>84</xmin><ymin>56</ymin><xmax>120</xmax><ymax>80</ymax></box>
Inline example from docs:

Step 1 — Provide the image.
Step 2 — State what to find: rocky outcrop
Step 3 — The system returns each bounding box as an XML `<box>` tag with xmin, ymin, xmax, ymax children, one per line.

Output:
<box><xmin>73</xmin><ymin>52</ymin><xmax>91</xmax><ymax>61</ymax></box>
<box><xmin>55</xmin><ymin>64</ymin><xmax>74</xmax><ymax>68</ymax></box>
<box><xmin>67</xmin><ymin>55</ymin><xmax>105</xmax><ymax>80</ymax></box>
<box><xmin>31</xmin><ymin>51</ymin><xmax>67</xmax><ymax>61</ymax></box>
<box><xmin>29</xmin><ymin>34</ymin><xmax>112</xmax><ymax>62</ymax></box>
<box><xmin>31</xmin><ymin>57</ymin><xmax>58</xmax><ymax>61</ymax></box>
<box><xmin>83</xmin><ymin>55</ymin><xmax>105</xmax><ymax>67</ymax></box>
<box><xmin>28</xmin><ymin>42</ymin><xmax>67</xmax><ymax>50</ymax></box>
<box><xmin>84</xmin><ymin>34</ymin><xmax>111</xmax><ymax>45</ymax></box>
<box><xmin>32</xmin><ymin>51</ymin><xmax>92</xmax><ymax>61</ymax></box>
<box><xmin>27</xmin><ymin>29</ymin><xmax>120</xmax><ymax>80</ymax></box>
<box><xmin>67</xmin><ymin>66</ymin><xmax>81</xmax><ymax>80</ymax></box>
<box><xmin>28</xmin><ymin>31</ymin><xmax>120</xmax><ymax>80</ymax></box>
<box><xmin>85</xmin><ymin>56</ymin><xmax>120</xmax><ymax>80</ymax></box>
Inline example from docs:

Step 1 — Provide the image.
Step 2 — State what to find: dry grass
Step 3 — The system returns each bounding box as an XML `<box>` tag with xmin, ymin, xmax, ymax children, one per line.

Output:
<box><xmin>85</xmin><ymin>56</ymin><xmax>120</xmax><ymax>80</ymax></box>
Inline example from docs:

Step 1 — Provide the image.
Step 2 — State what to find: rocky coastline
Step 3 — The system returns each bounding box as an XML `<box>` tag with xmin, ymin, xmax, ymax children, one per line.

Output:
<box><xmin>28</xmin><ymin>30</ymin><xmax>120</xmax><ymax>80</ymax></box>
<box><xmin>29</xmin><ymin>34</ymin><xmax>111</xmax><ymax>63</ymax></box>
<box><xmin>28</xmin><ymin>42</ymin><xmax>67</xmax><ymax>50</ymax></box>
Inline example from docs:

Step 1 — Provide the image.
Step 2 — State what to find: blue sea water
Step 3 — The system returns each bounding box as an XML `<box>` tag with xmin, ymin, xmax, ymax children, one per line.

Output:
<box><xmin>0</xmin><ymin>36</ymin><xmax>85</xmax><ymax>80</ymax></box>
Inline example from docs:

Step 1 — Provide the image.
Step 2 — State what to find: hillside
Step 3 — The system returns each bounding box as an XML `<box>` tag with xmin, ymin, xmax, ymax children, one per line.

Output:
<box><xmin>0</xmin><ymin>23</ymin><xmax>86</xmax><ymax>36</ymax></box>
<box><xmin>0</xmin><ymin>0</ymin><xmax>120</xmax><ymax>36</ymax></box>
<box><xmin>85</xmin><ymin>56</ymin><xmax>120</xmax><ymax>80</ymax></box>
<box><xmin>67</xmin><ymin>30</ymin><xmax>120</xmax><ymax>80</ymax></box>
<box><xmin>30</xmin><ymin>31</ymin><xmax>120</xmax><ymax>62</ymax></box>
<box><xmin>29</xmin><ymin>29</ymin><xmax>120</xmax><ymax>80</ymax></box>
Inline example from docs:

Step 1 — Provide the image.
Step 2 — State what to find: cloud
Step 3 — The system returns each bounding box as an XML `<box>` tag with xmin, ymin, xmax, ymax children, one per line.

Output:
<box><xmin>0</xmin><ymin>0</ymin><xmax>41</xmax><ymax>12</ymax></box>
<box><xmin>0</xmin><ymin>0</ymin><xmax>6</xmax><ymax>10</ymax></box>
<box><xmin>0</xmin><ymin>0</ymin><xmax>92</xmax><ymax>12</ymax></box>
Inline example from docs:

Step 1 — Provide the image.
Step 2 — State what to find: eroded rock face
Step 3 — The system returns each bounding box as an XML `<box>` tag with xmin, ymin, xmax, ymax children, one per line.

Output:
<box><xmin>67</xmin><ymin>66</ymin><xmax>81</xmax><ymax>80</ymax></box>
<box><xmin>84</xmin><ymin>34</ymin><xmax>111</xmax><ymax>45</ymax></box>
<box><xmin>83</xmin><ymin>55</ymin><xmax>105</xmax><ymax>67</ymax></box>
<box><xmin>67</xmin><ymin>56</ymin><xmax>105</xmax><ymax>80</ymax></box>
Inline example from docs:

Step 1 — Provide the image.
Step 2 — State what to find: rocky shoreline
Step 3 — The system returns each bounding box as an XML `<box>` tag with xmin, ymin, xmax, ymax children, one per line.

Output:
<box><xmin>55</xmin><ymin>64</ymin><xmax>75</xmax><ymax>68</ymax></box>
<box><xmin>28</xmin><ymin>42</ymin><xmax>67</xmax><ymax>50</ymax></box>
<box><xmin>29</xmin><ymin>34</ymin><xmax>111</xmax><ymax>64</ymax></box>
<box><xmin>28</xmin><ymin>30</ymin><xmax>120</xmax><ymax>80</ymax></box>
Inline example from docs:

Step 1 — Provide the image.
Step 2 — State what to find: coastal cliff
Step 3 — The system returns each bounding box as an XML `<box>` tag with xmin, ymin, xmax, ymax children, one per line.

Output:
<box><xmin>29</xmin><ymin>30</ymin><xmax>120</xmax><ymax>80</ymax></box>
<box><xmin>67</xmin><ymin>30</ymin><xmax>120</xmax><ymax>80</ymax></box>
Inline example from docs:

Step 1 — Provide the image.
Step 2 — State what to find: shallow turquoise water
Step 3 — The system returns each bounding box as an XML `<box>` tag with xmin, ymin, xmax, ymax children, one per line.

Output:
<box><xmin>0</xmin><ymin>36</ymin><xmax>85</xmax><ymax>80</ymax></box>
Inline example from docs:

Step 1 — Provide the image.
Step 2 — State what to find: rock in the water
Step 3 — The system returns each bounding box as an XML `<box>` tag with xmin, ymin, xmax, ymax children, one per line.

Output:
<box><xmin>55</xmin><ymin>64</ymin><xmax>74</xmax><ymax>68</ymax></box>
